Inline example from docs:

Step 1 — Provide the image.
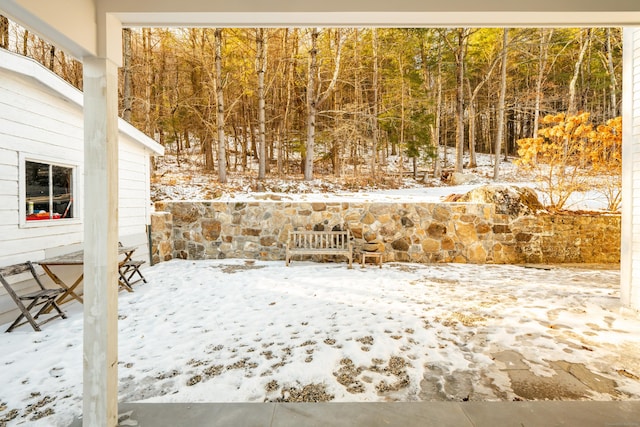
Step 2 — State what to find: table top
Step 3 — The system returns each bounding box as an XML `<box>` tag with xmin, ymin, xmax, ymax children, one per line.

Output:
<box><xmin>37</xmin><ymin>246</ymin><xmax>136</xmax><ymax>266</ymax></box>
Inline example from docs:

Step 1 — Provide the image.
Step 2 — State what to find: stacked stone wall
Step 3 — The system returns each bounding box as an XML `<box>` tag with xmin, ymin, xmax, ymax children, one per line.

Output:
<box><xmin>151</xmin><ymin>201</ymin><xmax>620</xmax><ymax>265</ymax></box>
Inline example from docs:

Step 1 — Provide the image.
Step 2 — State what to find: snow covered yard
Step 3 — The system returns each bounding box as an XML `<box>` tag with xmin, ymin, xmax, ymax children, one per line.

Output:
<box><xmin>1</xmin><ymin>260</ymin><xmax>640</xmax><ymax>426</ymax></box>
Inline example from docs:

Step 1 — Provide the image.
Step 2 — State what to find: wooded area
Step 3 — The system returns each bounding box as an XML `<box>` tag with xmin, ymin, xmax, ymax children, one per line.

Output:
<box><xmin>0</xmin><ymin>18</ymin><xmax>622</xmax><ymax>183</ymax></box>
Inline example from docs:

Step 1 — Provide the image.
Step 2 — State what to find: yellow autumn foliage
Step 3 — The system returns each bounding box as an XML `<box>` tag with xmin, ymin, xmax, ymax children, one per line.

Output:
<box><xmin>516</xmin><ymin>113</ymin><xmax>622</xmax><ymax>211</ymax></box>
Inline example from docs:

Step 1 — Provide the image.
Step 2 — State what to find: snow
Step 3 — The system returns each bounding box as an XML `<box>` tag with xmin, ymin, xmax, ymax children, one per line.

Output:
<box><xmin>0</xmin><ymin>149</ymin><xmax>628</xmax><ymax>425</ymax></box>
<box><xmin>151</xmin><ymin>151</ymin><xmax>616</xmax><ymax>212</ymax></box>
<box><xmin>1</xmin><ymin>260</ymin><xmax>639</xmax><ymax>426</ymax></box>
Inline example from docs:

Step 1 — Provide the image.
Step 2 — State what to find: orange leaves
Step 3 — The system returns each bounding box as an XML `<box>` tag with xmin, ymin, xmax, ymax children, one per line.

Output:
<box><xmin>516</xmin><ymin>113</ymin><xmax>622</xmax><ymax>211</ymax></box>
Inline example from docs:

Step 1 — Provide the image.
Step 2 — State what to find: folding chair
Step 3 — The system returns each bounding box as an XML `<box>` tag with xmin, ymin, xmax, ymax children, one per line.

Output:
<box><xmin>0</xmin><ymin>262</ymin><xmax>67</xmax><ymax>332</ymax></box>
<box><xmin>118</xmin><ymin>260</ymin><xmax>147</xmax><ymax>291</ymax></box>
<box><xmin>118</xmin><ymin>242</ymin><xmax>147</xmax><ymax>292</ymax></box>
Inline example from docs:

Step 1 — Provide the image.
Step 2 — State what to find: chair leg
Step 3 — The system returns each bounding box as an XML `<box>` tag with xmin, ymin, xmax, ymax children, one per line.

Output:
<box><xmin>118</xmin><ymin>271</ymin><xmax>134</xmax><ymax>292</ymax></box>
<box><xmin>33</xmin><ymin>298</ymin><xmax>67</xmax><ymax>321</ymax></box>
<box><xmin>129</xmin><ymin>267</ymin><xmax>146</xmax><ymax>284</ymax></box>
<box><xmin>6</xmin><ymin>299</ymin><xmax>42</xmax><ymax>332</ymax></box>
<box><xmin>118</xmin><ymin>262</ymin><xmax>146</xmax><ymax>292</ymax></box>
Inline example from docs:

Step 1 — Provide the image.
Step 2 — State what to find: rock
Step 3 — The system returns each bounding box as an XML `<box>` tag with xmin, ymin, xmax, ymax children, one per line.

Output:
<box><xmin>450</xmin><ymin>172</ymin><xmax>476</xmax><ymax>185</ymax></box>
<box><xmin>363</xmin><ymin>231</ymin><xmax>378</xmax><ymax>242</ymax></box>
<box><xmin>391</xmin><ymin>237</ymin><xmax>410</xmax><ymax>251</ymax></box>
<box><xmin>427</xmin><ymin>222</ymin><xmax>447</xmax><ymax>238</ymax></box>
<box><xmin>362</xmin><ymin>242</ymin><xmax>384</xmax><ymax>252</ymax></box>
<box><xmin>456</xmin><ymin>185</ymin><xmax>544</xmax><ymax>216</ymax></box>
<box><xmin>349</xmin><ymin>225</ymin><xmax>363</xmax><ymax>239</ymax></box>
<box><xmin>201</xmin><ymin>219</ymin><xmax>222</xmax><ymax>240</ymax></box>
<box><xmin>361</xmin><ymin>212</ymin><xmax>375</xmax><ymax>225</ymax></box>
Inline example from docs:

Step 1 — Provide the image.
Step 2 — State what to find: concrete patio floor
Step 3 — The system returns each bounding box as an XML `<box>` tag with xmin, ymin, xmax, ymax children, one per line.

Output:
<box><xmin>68</xmin><ymin>401</ymin><xmax>640</xmax><ymax>426</ymax></box>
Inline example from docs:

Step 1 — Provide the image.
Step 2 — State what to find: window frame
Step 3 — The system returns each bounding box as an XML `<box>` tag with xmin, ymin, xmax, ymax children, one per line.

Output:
<box><xmin>19</xmin><ymin>153</ymin><xmax>80</xmax><ymax>228</ymax></box>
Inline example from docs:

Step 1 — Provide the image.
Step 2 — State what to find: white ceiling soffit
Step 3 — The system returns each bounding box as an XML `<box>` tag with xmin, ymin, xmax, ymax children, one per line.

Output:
<box><xmin>108</xmin><ymin>12</ymin><xmax>639</xmax><ymax>28</ymax></box>
<box><xmin>98</xmin><ymin>0</ymin><xmax>640</xmax><ymax>27</ymax></box>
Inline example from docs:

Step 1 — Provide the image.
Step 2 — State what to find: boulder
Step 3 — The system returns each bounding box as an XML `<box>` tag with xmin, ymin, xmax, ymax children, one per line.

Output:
<box><xmin>362</xmin><ymin>242</ymin><xmax>384</xmax><ymax>252</ymax></box>
<box><xmin>450</xmin><ymin>172</ymin><xmax>476</xmax><ymax>185</ymax></box>
<box><xmin>456</xmin><ymin>185</ymin><xmax>544</xmax><ymax>216</ymax></box>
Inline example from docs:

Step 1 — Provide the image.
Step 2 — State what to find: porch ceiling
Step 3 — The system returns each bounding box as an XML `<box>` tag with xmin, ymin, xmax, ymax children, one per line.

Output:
<box><xmin>104</xmin><ymin>0</ymin><xmax>640</xmax><ymax>27</ymax></box>
<box><xmin>2</xmin><ymin>0</ymin><xmax>640</xmax><ymax>60</ymax></box>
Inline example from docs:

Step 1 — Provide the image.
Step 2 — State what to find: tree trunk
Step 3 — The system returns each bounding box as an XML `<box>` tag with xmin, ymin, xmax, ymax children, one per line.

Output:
<box><xmin>214</xmin><ymin>29</ymin><xmax>227</xmax><ymax>183</ymax></box>
<box><xmin>433</xmin><ymin>41</ymin><xmax>443</xmax><ymax>177</ymax></box>
<box><xmin>22</xmin><ymin>29</ymin><xmax>29</xmax><ymax>56</ymax></box>
<box><xmin>567</xmin><ymin>29</ymin><xmax>591</xmax><ymax>117</ymax></box>
<box><xmin>605</xmin><ymin>28</ymin><xmax>618</xmax><ymax>118</ymax></box>
<box><xmin>371</xmin><ymin>28</ymin><xmax>379</xmax><ymax>179</ymax></box>
<box><xmin>493</xmin><ymin>28</ymin><xmax>509</xmax><ymax>180</ymax></box>
<box><xmin>533</xmin><ymin>29</ymin><xmax>553</xmax><ymax>138</ymax></box>
<box><xmin>283</xmin><ymin>28</ymin><xmax>298</xmax><ymax>175</ymax></box>
<box><xmin>304</xmin><ymin>29</ymin><xmax>345</xmax><ymax>181</ymax></box>
<box><xmin>465</xmin><ymin>42</ymin><xmax>501</xmax><ymax>168</ymax></box>
<box><xmin>454</xmin><ymin>29</ymin><xmax>468</xmax><ymax>173</ymax></box>
<box><xmin>256</xmin><ymin>28</ymin><xmax>267</xmax><ymax>180</ymax></box>
<box><xmin>467</xmin><ymin>95</ymin><xmax>476</xmax><ymax>168</ymax></box>
<box><xmin>304</xmin><ymin>29</ymin><xmax>319</xmax><ymax>181</ymax></box>
<box><xmin>142</xmin><ymin>28</ymin><xmax>153</xmax><ymax>137</ymax></box>
<box><xmin>122</xmin><ymin>28</ymin><xmax>133</xmax><ymax>122</ymax></box>
<box><xmin>49</xmin><ymin>45</ymin><xmax>55</xmax><ymax>71</ymax></box>
<box><xmin>399</xmin><ymin>51</ymin><xmax>406</xmax><ymax>178</ymax></box>
<box><xmin>0</xmin><ymin>15</ymin><xmax>9</xmax><ymax>49</ymax></box>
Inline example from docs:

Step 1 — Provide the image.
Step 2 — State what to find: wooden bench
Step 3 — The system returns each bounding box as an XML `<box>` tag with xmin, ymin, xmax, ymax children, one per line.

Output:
<box><xmin>286</xmin><ymin>230</ymin><xmax>353</xmax><ymax>268</ymax></box>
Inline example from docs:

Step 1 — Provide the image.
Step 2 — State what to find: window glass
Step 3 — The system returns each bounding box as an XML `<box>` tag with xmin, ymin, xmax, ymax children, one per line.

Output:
<box><xmin>25</xmin><ymin>161</ymin><xmax>73</xmax><ymax>221</ymax></box>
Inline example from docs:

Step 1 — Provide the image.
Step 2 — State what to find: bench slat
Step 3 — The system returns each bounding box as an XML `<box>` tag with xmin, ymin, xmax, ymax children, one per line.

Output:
<box><xmin>286</xmin><ymin>230</ymin><xmax>352</xmax><ymax>268</ymax></box>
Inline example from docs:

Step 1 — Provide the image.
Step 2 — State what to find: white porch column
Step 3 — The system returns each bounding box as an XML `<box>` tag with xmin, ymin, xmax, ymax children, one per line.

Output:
<box><xmin>82</xmin><ymin>13</ymin><xmax>122</xmax><ymax>427</ymax></box>
<box><xmin>621</xmin><ymin>27</ymin><xmax>639</xmax><ymax>311</ymax></box>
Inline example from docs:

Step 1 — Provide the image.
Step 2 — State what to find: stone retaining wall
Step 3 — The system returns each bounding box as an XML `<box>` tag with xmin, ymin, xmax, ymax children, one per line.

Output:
<box><xmin>151</xmin><ymin>201</ymin><xmax>620</xmax><ymax>265</ymax></box>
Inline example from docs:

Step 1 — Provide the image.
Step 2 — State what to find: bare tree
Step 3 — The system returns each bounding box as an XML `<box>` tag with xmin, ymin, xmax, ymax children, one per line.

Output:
<box><xmin>433</xmin><ymin>40</ymin><xmax>443</xmax><ymax>177</ymax></box>
<box><xmin>442</xmin><ymin>28</ymin><xmax>472</xmax><ymax>173</ymax></box>
<box><xmin>122</xmin><ymin>28</ymin><xmax>133</xmax><ymax>122</ymax></box>
<box><xmin>256</xmin><ymin>28</ymin><xmax>268</xmax><ymax>180</ymax></box>
<box><xmin>493</xmin><ymin>28</ymin><xmax>509</xmax><ymax>180</ymax></box>
<box><xmin>371</xmin><ymin>28</ymin><xmax>379</xmax><ymax>179</ymax></box>
<box><xmin>0</xmin><ymin>15</ymin><xmax>9</xmax><ymax>49</ymax></box>
<box><xmin>567</xmin><ymin>29</ymin><xmax>591</xmax><ymax>117</ymax></box>
<box><xmin>466</xmin><ymin>50</ymin><xmax>501</xmax><ymax>168</ymax></box>
<box><xmin>214</xmin><ymin>28</ymin><xmax>227</xmax><ymax>183</ymax></box>
<box><xmin>533</xmin><ymin>29</ymin><xmax>554</xmax><ymax>138</ymax></box>
<box><xmin>604</xmin><ymin>28</ymin><xmax>618</xmax><ymax>118</ymax></box>
<box><xmin>304</xmin><ymin>28</ymin><xmax>346</xmax><ymax>181</ymax></box>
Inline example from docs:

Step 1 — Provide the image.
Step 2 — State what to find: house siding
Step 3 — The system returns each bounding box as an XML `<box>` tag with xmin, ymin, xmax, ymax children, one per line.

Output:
<box><xmin>622</xmin><ymin>27</ymin><xmax>640</xmax><ymax>311</ymax></box>
<box><xmin>0</xmin><ymin>71</ymin><xmax>85</xmax><ymax>266</ymax></box>
<box><xmin>635</xmin><ymin>26</ymin><xmax>640</xmax><ymax>306</ymax></box>
<box><xmin>0</xmin><ymin>51</ymin><xmax>161</xmax><ymax>324</ymax></box>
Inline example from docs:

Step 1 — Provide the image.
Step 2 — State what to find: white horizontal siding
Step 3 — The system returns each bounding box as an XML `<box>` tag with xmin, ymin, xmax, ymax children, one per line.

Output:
<box><xmin>0</xmin><ymin>66</ymin><xmax>155</xmax><ymax>269</ymax></box>
<box><xmin>0</xmin><ymin>51</ymin><xmax>158</xmax><ymax>325</ymax></box>
<box><xmin>624</xmin><ymin>27</ymin><xmax>640</xmax><ymax>310</ymax></box>
<box><xmin>0</xmin><ymin>76</ymin><xmax>84</xmax><ymax>142</ymax></box>
<box><xmin>118</xmin><ymin>139</ymin><xmax>150</xmax><ymax>264</ymax></box>
<box><xmin>0</xmin><ymin>180</ymin><xmax>18</xmax><ymax>196</ymax></box>
<box><xmin>0</xmin><ymin>69</ymin><xmax>85</xmax><ymax>269</ymax></box>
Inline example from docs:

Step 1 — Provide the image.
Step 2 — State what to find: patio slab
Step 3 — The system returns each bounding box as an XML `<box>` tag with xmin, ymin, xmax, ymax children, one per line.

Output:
<box><xmin>68</xmin><ymin>401</ymin><xmax>640</xmax><ymax>427</ymax></box>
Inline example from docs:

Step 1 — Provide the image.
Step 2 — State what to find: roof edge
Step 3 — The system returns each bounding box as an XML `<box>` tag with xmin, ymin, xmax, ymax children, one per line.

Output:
<box><xmin>0</xmin><ymin>49</ymin><xmax>164</xmax><ymax>155</ymax></box>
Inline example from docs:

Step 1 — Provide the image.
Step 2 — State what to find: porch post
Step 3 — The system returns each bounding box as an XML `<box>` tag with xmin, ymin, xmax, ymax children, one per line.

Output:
<box><xmin>82</xmin><ymin>13</ymin><xmax>122</xmax><ymax>427</ymax></box>
<box><xmin>621</xmin><ymin>27</ymin><xmax>639</xmax><ymax>311</ymax></box>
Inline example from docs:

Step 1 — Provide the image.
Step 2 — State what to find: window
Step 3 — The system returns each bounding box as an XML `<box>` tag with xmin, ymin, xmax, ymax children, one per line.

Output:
<box><xmin>25</xmin><ymin>161</ymin><xmax>74</xmax><ymax>221</ymax></box>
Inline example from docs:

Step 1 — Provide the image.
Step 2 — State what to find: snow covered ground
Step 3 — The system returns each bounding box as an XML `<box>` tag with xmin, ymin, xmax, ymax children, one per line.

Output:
<box><xmin>151</xmin><ymin>151</ymin><xmax>614</xmax><ymax>212</ymax></box>
<box><xmin>1</xmin><ymin>260</ymin><xmax>639</xmax><ymax>426</ymax></box>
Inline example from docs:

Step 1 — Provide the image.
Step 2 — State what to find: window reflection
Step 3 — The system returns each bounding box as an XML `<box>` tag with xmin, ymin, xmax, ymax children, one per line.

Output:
<box><xmin>25</xmin><ymin>161</ymin><xmax>73</xmax><ymax>221</ymax></box>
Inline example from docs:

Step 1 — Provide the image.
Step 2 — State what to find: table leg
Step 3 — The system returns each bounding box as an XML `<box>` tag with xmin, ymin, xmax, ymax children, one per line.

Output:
<box><xmin>40</xmin><ymin>265</ymin><xmax>84</xmax><ymax>308</ymax></box>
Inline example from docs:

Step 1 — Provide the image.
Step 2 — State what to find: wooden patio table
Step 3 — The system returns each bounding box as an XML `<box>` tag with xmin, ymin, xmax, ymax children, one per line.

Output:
<box><xmin>36</xmin><ymin>246</ymin><xmax>137</xmax><ymax>307</ymax></box>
